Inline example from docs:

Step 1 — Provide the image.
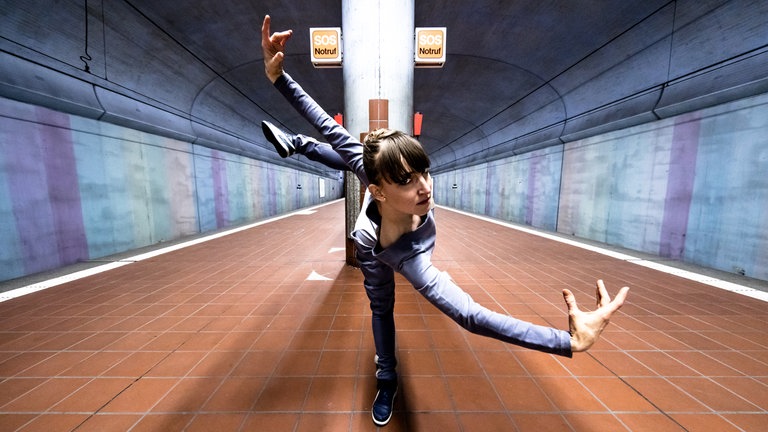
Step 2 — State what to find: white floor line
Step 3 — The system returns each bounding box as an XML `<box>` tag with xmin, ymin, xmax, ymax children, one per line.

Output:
<box><xmin>0</xmin><ymin>199</ymin><xmax>343</xmax><ymax>303</ymax></box>
<box><xmin>439</xmin><ymin>206</ymin><xmax>768</xmax><ymax>303</ymax></box>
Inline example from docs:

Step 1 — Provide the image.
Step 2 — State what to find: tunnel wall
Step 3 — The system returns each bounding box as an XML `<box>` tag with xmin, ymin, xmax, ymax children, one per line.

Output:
<box><xmin>0</xmin><ymin>97</ymin><xmax>343</xmax><ymax>283</ymax></box>
<box><xmin>435</xmin><ymin>91</ymin><xmax>768</xmax><ymax>282</ymax></box>
<box><xmin>427</xmin><ymin>0</ymin><xmax>768</xmax><ymax>171</ymax></box>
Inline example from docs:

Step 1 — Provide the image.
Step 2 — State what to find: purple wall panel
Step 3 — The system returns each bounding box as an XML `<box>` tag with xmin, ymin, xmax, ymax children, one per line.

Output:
<box><xmin>525</xmin><ymin>157</ymin><xmax>542</xmax><ymax>226</ymax></box>
<box><xmin>39</xmin><ymin>109</ymin><xmax>88</xmax><ymax>265</ymax></box>
<box><xmin>659</xmin><ymin>114</ymin><xmax>700</xmax><ymax>259</ymax></box>
<box><xmin>4</xmin><ymin>109</ymin><xmax>85</xmax><ymax>273</ymax></box>
<box><xmin>211</xmin><ymin>150</ymin><xmax>229</xmax><ymax>228</ymax></box>
<box><xmin>8</xmin><ymin>120</ymin><xmax>54</xmax><ymax>274</ymax></box>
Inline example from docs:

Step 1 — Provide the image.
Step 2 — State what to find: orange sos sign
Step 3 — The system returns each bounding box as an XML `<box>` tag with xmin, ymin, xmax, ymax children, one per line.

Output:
<box><xmin>415</xmin><ymin>27</ymin><xmax>446</xmax><ymax>67</ymax></box>
<box><xmin>310</xmin><ymin>28</ymin><xmax>342</xmax><ymax>67</ymax></box>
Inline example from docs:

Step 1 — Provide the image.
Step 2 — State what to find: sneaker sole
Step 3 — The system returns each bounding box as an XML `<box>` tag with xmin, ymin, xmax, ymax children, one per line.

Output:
<box><xmin>261</xmin><ymin>121</ymin><xmax>291</xmax><ymax>158</ymax></box>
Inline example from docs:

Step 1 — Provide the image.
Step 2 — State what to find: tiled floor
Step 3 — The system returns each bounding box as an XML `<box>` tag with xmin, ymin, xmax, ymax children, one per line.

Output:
<box><xmin>0</xmin><ymin>200</ymin><xmax>766</xmax><ymax>432</ymax></box>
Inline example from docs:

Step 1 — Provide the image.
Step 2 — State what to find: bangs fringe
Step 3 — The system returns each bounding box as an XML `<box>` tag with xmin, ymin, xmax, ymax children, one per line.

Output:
<box><xmin>378</xmin><ymin>135</ymin><xmax>430</xmax><ymax>184</ymax></box>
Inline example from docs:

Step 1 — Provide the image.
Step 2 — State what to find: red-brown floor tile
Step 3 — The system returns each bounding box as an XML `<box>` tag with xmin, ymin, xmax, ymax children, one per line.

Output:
<box><xmin>400</xmin><ymin>376</ymin><xmax>453</xmax><ymax>411</ymax></box>
<box><xmin>272</xmin><ymin>350</ymin><xmax>319</xmax><ymax>376</ymax></box>
<box><xmin>396</xmin><ymin>329</ymin><xmax>433</xmax><ymax>350</ymax></box>
<box><xmin>398</xmin><ymin>349</ymin><xmax>441</xmax><ymax>376</ymax></box>
<box><xmin>714</xmin><ymin>350</ymin><xmax>768</xmax><ymax>376</ymax></box>
<box><xmin>351</xmin><ymin>376</ymin><xmax>376</xmax><ymax>412</ymax></box>
<box><xmin>578</xmin><ymin>377</ymin><xmax>658</xmax><ymax>412</ymax></box>
<box><xmin>75</xmin><ymin>317</ymin><xmax>128</xmax><ymax>333</ymax></box>
<box><xmin>0</xmin><ymin>352</ymin><xmax>57</xmax><ymax>377</ymax></box>
<box><xmin>515</xmin><ymin>350</ymin><xmax>571</xmax><ymax>376</ymax></box>
<box><xmin>668</xmin><ymin>377</ymin><xmax>761</xmax><ymax>411</ymax></box>
<box><xmin>630</xmin><ymin>351</ymin><xmax>700</xmax><ymax>376</ymax></box>
<box><xmin>316</xmin><ymin>350</ymin><xmax>358</xmax><ymax>375</ymax></box>
<box><xmin>474</xmin><ymin>349</ymin><xmax>527</xmax><ymax>376</ymax></box>
<box><xmin>52</xmin><ymin>378</ymin><xmax>132</xmax><ymax>412</ymax></box>
<box><xmin>2</xmin><ymin>378</ymin><xmax>89</xmax><ymax>412</ymax></box>
<box><xmin>404</xmin><ymin>412</ymin><xmax>462</xmax><ymax>432</ymax></box>
<box><xmin>68</xmin><ymin>332</ymin><xmax>127</xmax><ymax>351</ymax></box>
<box><xmin>322</xmin><ymin>330</ymin><xmax>362</xmax><ymax>350</ymax></box>
<box><xmin>295</xmin><ymin>413</ymin><xmax>352</xmax><ymax>432</ymax></box>
<box><xmin>590</xmin><ymin>351</ymin><xmax>657</xmax><ymax>377</ymax></box>
<box><xmin>557</xmin><ymin>352</ymin><xmax>612</xmax><ymax>377</ymax></box>
<box><xmin>14</xmin><ymin>413</ymin><xmax>89</xmax><ymax>432</ymax></box>
<box><xmin>510</xmin><ymin>413</ymin><xmax>571</xmax><ymax>431</ymax></box>
<box><xmin>303</xmin><ymin>376</ymin><xmax>356</xmax><ymax>411</ymax></box>
<box><xmin>28</xmin><ymin>332</ymin><xmax>91</xmax><ymax>351</ymax></box>
<box><xmin>101</xmin><ymin>332</ymin><xmax>156</xmax><ymax>351</ymax></box>
<box><xmin>0</xmin><ymin>414</ymin><xmax>37</xmax><ymax>431</ymax></box>
<box><xmin>178</xmin><ymin>332</ymin><xmax>228</xmax><ymax>351</ymax></box>
<box><xmin>252</xmin><ymin>377</ymin><xmax>312</xmax><ymax>411</ymax></box>
<box><xmin>74</xmin><ymin>414</ymin><xmax>143</xmax><ymax>432</ymax></box>
<box><xmin>129</xmin><ymin>413</ymin><xmax>194</xmax><ymax>432</ymax></box>
<box><xmin>241</xmin><ymin>413</ymin><xmax>299</xmax><ymax>432</ymax></box>
<box><xmin>458</xmin><ymin>412</ymin><xmax>515</xmax><ymax>431</ymax></box>
<box><xmin>622</xmin><ymin>377</ymin><xmax>709</xmax><ymax>412</ymax></box>
<box><xmin>151</xmin><ymin>377</ymin><xmax>222</xmax><ymax>412</ymax></box>
<box><xmin>615</xmin><ymin>413</ymin><xmax>687</xmax><ymax>432</ymax></box>
<box><xmin>671</xmin><ymin>351</ymin><xmax>742</xmax><ymax>376</ymax></box>
<box><xmin>142</xmin><ymin>331</ymin><xmax>195</xmax><ymax>351</ymax></box>
<box><xmin>62</xmin><ymin>351</ymin><xmax>131</xmax><ymax>377</ymax></box>
<box><xmin>564</xmin><ymin>413</ymin><xmax>628</xmax><ymax>432</ymax></box>
<box><xmin>187</xmin><ymin>351</ymin><xmax>242</xmax><ymax>377</ymax></box>
<box><xmin>447</xmin><ymin>376</ymin><xmax>505</xmax><ymax>411</ymax></box>
<box><xmin>437</xmin><ymin>350</ymin><xmax>484</xmax><ymax>375</ymax></box>
<box><xmin>102</xmin><ymin>351</ymin><xmax>169</xmax><ymax>377</ymax></box>
<box><xmin>202</xmin><ymin>377</ymin><xmax>265</xmax><ymax>411</ymax></box>
<box><xmin>721</xmin><ymin>413</ymin><xmax>768</xmax><ymax>432</ymax></box>
<box><xmin>100</xmin><ymin>378</ymin><xmax>176</xmax><ymax>412</ymax></box>
<box><xmin>251</xmin><ymin>330</ymin><xmax>294</xmax><ymax>351</ymax></box>
<box><xmin>494</xmin><ymin>376</ymin><xmax>556</xmax><ymax>411</ymax></box>
<box><xmin>712</xmin><ymin>377</ymin><xmax>768</xmax><ymax>408</ymax></box>
<box><xmin>669</xmin><ymin>413</ymin><xmax>743</xmax><ymax>432</ymax></box>
<box><xmin>537</xmin><ymin>376</ymin><xmax>606</xmax><ymax>411</ymax></box>
<box><xmin>0</xmin><ymin>379</ymin><xmax>46</xmax><ymax>409</ymax></box>
<box><xmin>602</xmin><ymin>331</ymin><xmax>657</xmax><ymax>351</ymax></box>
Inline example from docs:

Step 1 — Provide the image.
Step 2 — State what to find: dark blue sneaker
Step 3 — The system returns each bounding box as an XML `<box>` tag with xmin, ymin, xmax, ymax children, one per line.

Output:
<box><xmin>372</xmin><ymin>379</ymin><xmax>398</xmax><ymax>426</ymax></box>
<box><xmin>261</xmin><ymin>121</ymin><xmax>295</xmax><ymax>158</ymax></box>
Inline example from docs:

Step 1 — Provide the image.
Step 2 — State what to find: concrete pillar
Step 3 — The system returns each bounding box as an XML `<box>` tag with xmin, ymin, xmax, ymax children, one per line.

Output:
<box><xmin>341</xmin><ymin>0</ymin><xmax>415</xmax><ymax>266</ymax></box>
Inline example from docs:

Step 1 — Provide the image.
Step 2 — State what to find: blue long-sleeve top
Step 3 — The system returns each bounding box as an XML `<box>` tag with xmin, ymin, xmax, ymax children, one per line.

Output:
<box><xmin>273</xmin><ymin>72</ymin><xmax>573</xmax><ymax>357</ymax></box>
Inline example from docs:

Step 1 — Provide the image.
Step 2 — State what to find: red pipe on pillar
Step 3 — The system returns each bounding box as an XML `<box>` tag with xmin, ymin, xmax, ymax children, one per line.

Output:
<box><xmin>334</xmin><ymin>113</ymin><xmax>344</xmax><ymax>126</ymax></box>
<box><xmin>413</xmin><ymin>111</ymin><xmax>423</xmax><ymax>137</ymax></box>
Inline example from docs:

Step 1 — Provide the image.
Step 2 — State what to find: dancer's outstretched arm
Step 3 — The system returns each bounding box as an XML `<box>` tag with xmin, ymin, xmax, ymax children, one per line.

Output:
<box><xmin>261</xmin><ymin>15</ymin><xmax>368</xmax><ymax>184</ymax></box>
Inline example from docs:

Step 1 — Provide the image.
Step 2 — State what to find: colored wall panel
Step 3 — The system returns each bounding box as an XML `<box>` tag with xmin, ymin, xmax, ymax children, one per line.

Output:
<box><xmin>439</xmin><ymin>146</ymin><xmax>563</xmax><ymax>232</ymax></box>
<box><xmin>193</xmin><ymin>146</ymin><xmax>217</xmax><ymax>233</ymax></box>
<box><xmin>73</xmin><ymin>121</ymin><xmax>137</xmax><ymax>258</ymax></box>
<box><xmin>0</xmin><ymin>116</ymin><xmax>25</xmax><ymax>278</ymax></box>
<box><xmin>1</xmin><ymin>106</ymin><xmax>88</xmax><ymax>275</ymax></box>
<box><xmin>438</xmin><ymin>92</ymin><xmax>768</xmax><ymax>281</ymax></box>
<box><xmin>560</xmin><ymin>122</ymin><xmax>673</xmax><ymax>252</ymax></box>
<box><xmin>660</xmin><ymin>115</ymin><xmax>700</xmax><ymax>259</ymax></box>
<box><xmin>685</xmin><ymin>97</ymin><xmax>768</xmax><ymax>277</ymax></box>
<box><xmin>0</xmin><ymin>98</ymin><xmax>342</xmax><ymax>282</ymax></box>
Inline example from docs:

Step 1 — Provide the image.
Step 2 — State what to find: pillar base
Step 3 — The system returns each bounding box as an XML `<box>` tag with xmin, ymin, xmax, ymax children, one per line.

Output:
<box><xmin>345</xmin><ymin>237</ymin><xmax>358</xmax><ymax>267</ymax></box>
<box><xmin>344</xmin><ymin>172</ymin><xmax>361</xmax><ymax>267</ymax></box>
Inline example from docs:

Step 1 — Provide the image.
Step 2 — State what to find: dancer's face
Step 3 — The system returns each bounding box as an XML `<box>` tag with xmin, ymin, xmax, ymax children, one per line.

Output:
<box><xmin>371</xmin><ymin>161</ymin><xmax>433</xmax><ymax>217</ymax></box>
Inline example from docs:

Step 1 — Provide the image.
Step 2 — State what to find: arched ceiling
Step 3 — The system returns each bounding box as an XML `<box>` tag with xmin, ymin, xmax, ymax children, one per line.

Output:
<box><xmin>1</xmin><ymin>0</ymin><xmax>767</xmax><ymax>175</ymax></box>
